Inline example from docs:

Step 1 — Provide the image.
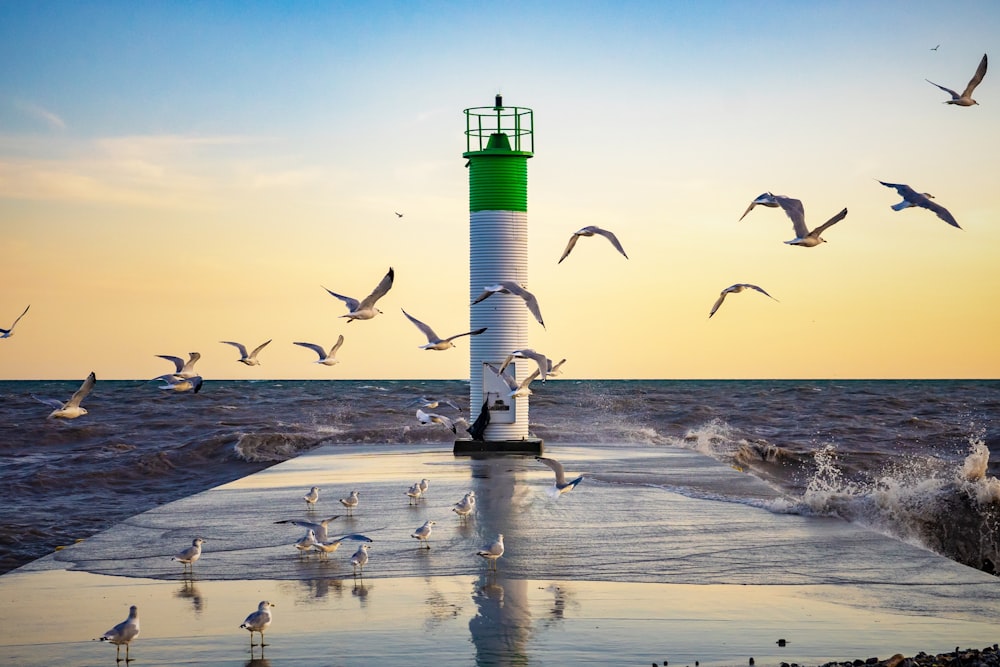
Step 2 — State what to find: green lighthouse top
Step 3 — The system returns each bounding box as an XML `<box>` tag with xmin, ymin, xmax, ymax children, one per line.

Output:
<box><xmin>463</xmin><ymin>94</ymin><xmax>533</xmax><ymax>157</ymax></box>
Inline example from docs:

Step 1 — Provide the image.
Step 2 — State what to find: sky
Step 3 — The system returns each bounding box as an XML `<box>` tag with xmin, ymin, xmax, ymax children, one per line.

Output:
<box><xmin>1</xmin><ymin>0</ymin><xmax>998</xmax><ymax>380</ymax></box>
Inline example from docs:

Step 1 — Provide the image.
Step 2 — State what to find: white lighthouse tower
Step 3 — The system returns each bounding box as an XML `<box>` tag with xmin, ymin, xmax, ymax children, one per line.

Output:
<box><xmin>455</xmin><ymin>95</ymin><xmax>543</xmax><ymax>455</ymax></box>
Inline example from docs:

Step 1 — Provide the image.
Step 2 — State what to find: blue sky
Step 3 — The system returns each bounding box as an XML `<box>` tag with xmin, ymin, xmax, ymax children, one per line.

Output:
<box><xmin>1</xmin><ymin>1</ymin><xmax>998</xmax><ymax>379</ymax></box>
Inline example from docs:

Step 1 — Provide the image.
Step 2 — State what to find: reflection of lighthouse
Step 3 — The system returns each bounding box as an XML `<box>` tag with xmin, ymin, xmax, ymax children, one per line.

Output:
<box><xmin>458</xmin><ymin>95</ymin><xmax>543</xmax><ymax>453</ymax></box>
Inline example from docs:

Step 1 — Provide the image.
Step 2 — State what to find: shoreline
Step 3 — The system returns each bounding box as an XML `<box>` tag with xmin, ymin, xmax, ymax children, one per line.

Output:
<box><xmin>2</xmin><ymin>443</ymin><xmax>998</xmax><ymax>666</ymax></box>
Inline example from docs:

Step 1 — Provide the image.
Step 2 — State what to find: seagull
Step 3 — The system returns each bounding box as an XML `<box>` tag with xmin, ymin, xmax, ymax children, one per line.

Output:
<box><xmin>477</xmin><ymin>533</ymin><xmax>504</xmax><ymax>571</ymax></box>
<box><xmin>409</xmin><ymin>396</ymin><xmax>463</xmax><ymax>412</ymax></box>
<box><xmin>312</xmin><ymin>533</ymin><xmax>373</xmax><ymax>557</ymax></box>
<box><xmin>485</xmin><ymin>362</ymin><xmax>540</xmax><ymax>398</ymax></box>
<box><xmin>536</xmin><ymin>456</ymin><xmax>584</xmax><ymax>495</ymax></box>
<box><xmin>295</xmin><ymin>529</ymin><xmax>318</xmax><ymax>554</ymax></box>
<box><xmin>0</xmin><ymin>304</ymin><xmax>29</xmax><ymax>338</ymax></box>
<box><xmin>339</xmin><ymin>490</ymin><xmax>360</xmax><ymax>515</ymax></box>
<box><xmin>32</xmin><ymin>371</ymin><xmax>96</xmax><ymax>419</ymax></box>
<box><xmin>274</xmin><ymin>515</ymin><xmax>341</xmax><ymax>542</ymax></box>
<box><xmin>926</xmin><ymin>53</ymin><xmax>987</xmax><ymax>106</ymax></box>
<box><xmin>931</xmin><ymin>44</ymin><xmax>940</xmax><ymax>51</ymax></box>
<box><xmin>877</xmin><ymin>180</ymin><xmax>960</xmax><ymax>229</ymax></box>
<box><xmin>498</xmin><ymin>348</ymin><xmax>553</xmax><ymax>382</ymax></box>
<box><xmin>738</xmin><ymin>192</ymin><xmax>782</xmax><ymax>221</ymax></box>
<box><xmin>303</xmin><ymin>486</ymin><xmax>320</xmax><ymax>507</ymax></box>
<box><xmin>220</xmin><ymin>339</ymin><xmax>271</xmax><ymax>366</ymax></box>
<box><xmin>742</xmin><ymin>193</ymin><xmax>848</xmax><ymax>246</ymax></box>
<box><xmin>709</xmin><ymin>284</ymin><xmax>778</xmax><ymax>318</ymax></box>
<box><xmin>171</xmin><ymin>537</ymin><xmax>205</xmax><ymax>571</ymax></box>
<box><xmin>453</xmin><ymin>491</ymin><xmax>476</xmax><ymax>519</ymax></box>
<box><xmin>323</xmin><ymin>267</ymin><xmax>394</xmax><ymax>322</ymax></box>
<box><xmin>416</xmin><ymin>408</ymin><xmax>469</xmax><ymax>434</ymax></box>
<box><xmin>405</xmin><ymin>483</ymin><xmax>423</xmax><ymax>505</ymax></box>
<box><xmin>96</xmin><ymin>605</ymin><xmax>140</xmax><ymax>662</ymax></box>
<box><xmin>418</xmin><ymin>478</ymin><xmax>429</xmax><ymax>495</ymax></box>
<box><xmin>558</xmin><ymin>225</ymin><xmax>629</xmax><ymax>263</ymax></box>
<box><xmin>395</xmin><ymin>211</ymin><xmax>404</xmax><ymax>218</ymax></box>
<box><xmin>293</xmin><ymin>336</ymin><xmax>345</xmax><ymax>365</ymax></box>
<box><xmin>472</xmin><ymin>281</ymin><xmax>545</xmax><ymax>328</ymax></box>
<box><xmin>156</xmin><ymin>352</ymin><xmax>201</xmax><ymax>378</ymax></box>
<box><xmin>155</xmin><ymin>374</ymin><xmax>203</xmax><ymax>393</ymax></box>
<box><xmin>350</xmin><ymin>543</ymin><xmax>370</xmax><ymax>575</ymax></box>
<box><xmin>547</xmin><ymin>358</ymin><xmax>567</xmax><ymax>377</ymax></box>
<box><xmin>411</xmin><ymin>520</ymin><xmax>436</xmax><ymax>548</ymax></box>
<box><xmin>239</xmin><ymin>601</ymin><xmax>274</xmax><ymax>647</ymax></box>
<box><xmin>401</xmin><ymin>308</ymin><xmax>487</xmax><ymax>350</ymax></box>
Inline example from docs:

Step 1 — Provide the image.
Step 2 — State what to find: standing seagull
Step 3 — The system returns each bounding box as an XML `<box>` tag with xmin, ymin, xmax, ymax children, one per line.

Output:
<box><xmin>294</xmin><ymin>336</ymin><xmax>345</xmax><ymax>365</ymax></box>
<box><xmin>743</xmin><ymin>193</ymin><xmax>847</xmax><ymax>246</ymax></box>
<box><xmin>477</xmin><ymin>534</ymin><xmax>505</xmax><ymax>571</ymax></box>
<box><xmin>303</xmin><ymin>486</ymin><xmax>320</xmax><ymax>508</ymax></box>
<box><xmin>558</xmin><ymin>225</ymin><xmax>629</xmax><ymax>263</ymax></box>
<box><xmin>350</xmin><ymin>543</ymin><xmax>371</xmax><ymax>575</ymax></box>
<box><xmin>536</xmin><ymin>456</ymin><xmax>584</xmax><ymax>495</ymax></box>
<box><xmin>401</xmin><ymin>308</ymin><xmax>487</xmax><ymax>350</ymax></box>
<box><xmin>171</xmin><ymin>537</ymin><xmax>205</xmax><ymax>571</ymax></box>
<box><xmin>32</xmin><ymin>371</ymin><xmax>96</xmax><ymax>419</ymax></box>
<box><xmin>339</xmin><ymin>490</ymin><xmax>360</xmax><ymax>515</ymax></box>
<box><xmin>709</xmin><ymin>284</ymin><xmax>778</xmax><ymax>318</ymax></box>
<box><xmin>323</xmin><ymin>267</ymin><xmax>394</xmax><ymax>322</ymax></box>
<box><xmin>877</xmin><ymin>180</ymin><xmax>960</xmax><ymax>229</ymax></box>
<box><xmin>239</xmin><ymin>601</ymin><xmax>274</xmax><ymax>648</ymax></box>
<box><xmin>453</xmin><ymin>491</ymin><xmax>476</xmax><ymax>519</ymax></box>
<box><xmin>220</xmin><ymin>339</ymin><xmax>271</xmax><ymax>366</ymax></box>
<box><xmin>926</xmin><ymin>53</ymin><xmax>988</xmax><ymax>106</ymax></box>
<box><xmin>0</xmin><ymin>304</ymin><xmax>29</xmax><ymax>338</ymax></box>
<box><xmin>411</xmin><ymin>520</ymin><xmax>436</xmax><ymax>548</ymax></box>
<box><xmin>96</xmin><ymin>604</ymin><xmax>140</xmax><ymax>662</ymax></box>
<box><xmin>472</xmin><ymin>281</ymin><xmax>545</xmax><ymax>328</ymax></box>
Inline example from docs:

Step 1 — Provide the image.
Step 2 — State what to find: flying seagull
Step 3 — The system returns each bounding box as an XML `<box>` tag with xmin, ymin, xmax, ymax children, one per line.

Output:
<box><xmin>535</xmin><ymin>456</ymin><xmax>584</xmax><ymax>495</ymax></box>
<box><xmin>401</xmin><ymin>309</ymin><xmax>487</xmax><ymax>350</ymax></box>
<box><xmin>877</xmin><ymin>180</ymin><xmax>960</xmax><ymax>229</ymax></box>
<box><xmin>416</xmin><ymin>408</ymin><xmax>469</xmax><ymax>435</ymax></box>
<box><xmin>395</xmin><ymin>211</ymin><xmax>404</xmax><ymax>218</ymax></box>
<box><xmin>472</xmin><ymin>281</ymin><xmax>545</xmax><ymax>328</ymax></box>
<box><xmin>312</xmin><ymin>533</ymin><xmax>373</xmax><ymax>557</ymax></box>
<box><xmin>220</xmin><ymin>339</ymin><xmax>272</xmax><ymax>366</ymax></box>
<box><xmin>558</xmin><ymin>225</ymin><xmax>629</xmax><ymax>263</ymax></box>
<box><xmin>156</xmin><ymin>352</ymin><xmax>201</xmax><ymax>378</ymax></box>
<box><xmin>709</xmin><ymin>284</ymin><xmax>778</xmax><ymax>318</ymax></box>
<box><xmin>738</xmin><ymin>192</ymin><xmax>781</xmax><ymax>221</ymax></box>
<box><xmin>409</xmin><ymin>396</ymin><xmax>463</xmax><ymax>412</ymax></box>
<box><xmin>294</xmin><ymin>336</ymin><xmax>345</xmax><ymax>365</ymax></box>
<box><xmin>323</xmin><ymin>267</ymin><xmax>394</xmax><ymax>322</ymax></box>
<box><xmin>926</xmin><ymin>53</ymin><xmax>987</xmax><ymax>106</ymax></box>
<box><xmin>498</xmin><ymin>348</ymin><xmax>553</xmax><ymax>383</ymax></box>
<box><xmin>741</xmin><ymin>193</ymin><xmax>847</xmax><ymax>246</ymax></box>
<box><xmin>930</xmin><ymin>44</ymin><xmax>940</xmax><ymax>51</ymax></box>
<box><xmin>156</xmin><ymin>374</ymin><xmax>203</xmax><ymax>393</ymax></box>
<box><xmin>485</xmin><ymin>362</ymin><xmax>541</xmax><ymax>398</ymax></box>
<box><xmin>274</xmin><ymin>515</ymin><xmax>341</xmax><ymax>542</ymax></box>
<box><xmin>32</xmin><ymin>371</ymin><xmax>96</xmax><ymax>419</ymax></box>
<box><xmin>0</xmin><ymin>304</ymin><xmax>29</xmax><ymax>338</ymax></box>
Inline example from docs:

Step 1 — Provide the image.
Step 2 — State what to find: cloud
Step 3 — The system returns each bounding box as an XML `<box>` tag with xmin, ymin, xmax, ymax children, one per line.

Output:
<box><xmin>14</xmin><ymin>100</ymin><xmax>67</xmax><ymax>130</ymax></box>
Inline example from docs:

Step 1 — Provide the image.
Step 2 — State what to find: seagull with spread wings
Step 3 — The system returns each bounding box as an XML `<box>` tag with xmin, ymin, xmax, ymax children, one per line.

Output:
<box><xmin>558</xmin><ymin>225</ymin><xmax>629</xmax><ymax>263</ymax></box>
<box><xmin>741</xmin><ymin>193</ymin><xmax>847</xmax><ymax>246</ymax></box>
<box><xmin>401</xmin><ymin>309</ymin><xmax>487</xmax><ymax>350</ymax></box>
<box><xmin>877</xmin><ymin>180</ymin><xmax>960</xmax><ymax>229</ymax></box>
<box><xmin>0</xmin><ymin>304</ymin><xmax>29</xmax><ymax>338</ymax></box>
<box><xmin>709</xmin><ymin>284</ymin><xmax>778</xmax><ymax>318</ymax></box>
<box><xmin>323</xmin><ymin>267</ymin><xmax>394</xmax><ymax>322</ymax></box>
<box><xmin>33</xmin><ymin>371</ymin><xmax>96</xmax><ymax>419</ymax></box>
<box><xmin>926</xmin><ymin>53</ymin><xmax>987</xmax><ymax>106</ymax></box>
<box><xmin>294</xmin><ymin>336</ymin><xmax>345</xmax><ymax>365</ymax></box>
<box><xmin>220</xmin><ymin>339</ymin><xmax>272</xmax><ymax>366</ymax></box>
<box><xmin>472</xmin><ymin>281</ymin><xmax>545</xmax><ymax>328</ymax></box>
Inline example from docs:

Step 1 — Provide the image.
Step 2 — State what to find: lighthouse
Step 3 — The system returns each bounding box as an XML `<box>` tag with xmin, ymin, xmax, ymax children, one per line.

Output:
<box><xmin>456</xmin><ymin>95</ymin><xmax>543</xmax><ymax>455</ymax></box>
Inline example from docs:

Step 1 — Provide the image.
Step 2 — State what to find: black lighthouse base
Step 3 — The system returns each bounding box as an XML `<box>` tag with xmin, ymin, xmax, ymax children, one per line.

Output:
<box><xmin>453</xmin><ymin>438</ymin><xmax>544</xmax><ymax>456</ymax></box>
